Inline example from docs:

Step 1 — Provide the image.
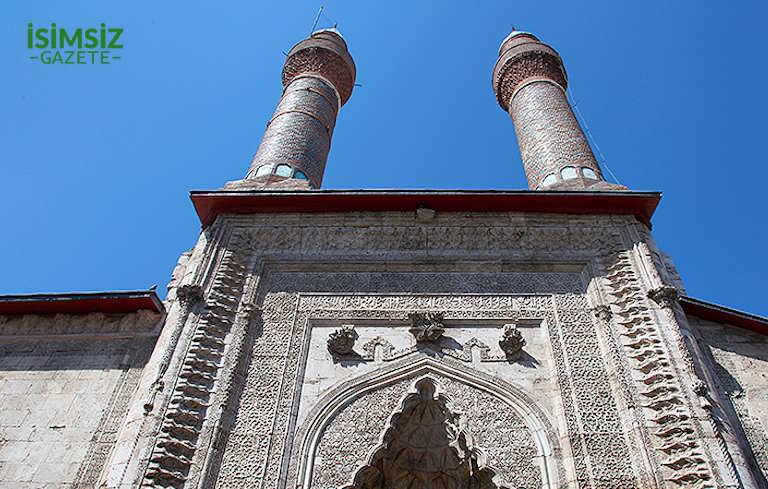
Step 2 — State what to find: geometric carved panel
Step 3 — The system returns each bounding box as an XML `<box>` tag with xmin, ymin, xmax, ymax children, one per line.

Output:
<box><xmin>214</xmin><ymin>271</ymin><xmax>639</xmax><ymax>489</ymax></box>
<box><xmin>130</xmin><ymin>217</ymin><xmax>736</xmax><ymax>489</ymax></box>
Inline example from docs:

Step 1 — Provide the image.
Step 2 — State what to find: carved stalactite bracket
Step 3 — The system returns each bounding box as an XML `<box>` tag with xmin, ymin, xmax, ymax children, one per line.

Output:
<box><xmin>177</xmin><ymin>284</ymin><xmax>204</xmax><ymax>307</ymax></box>
<box><xmin>604</xmin><ymin>252</ymin><xmax>717</xmax><ymax>487</ymax></box>
<box><xmin>648</xmin><ymin>285</ymin><xmax>713</xmax><ymax>417</ymax></box>
<box><xmin>343</xmin><ymin>377</ymin><xmax>509</xmax><ymax>489</ymax></box>
<box><xmin>144</xmin><ymin>284</ymin><xmax>205</xmax><ymax>415</ymax></box>
<box><xmin>141</xmin><ymin>251</ymin><xmax>248</xmax><ymax>487</ymax></box>
<box><xmin>647</xmin><ymin>286</ymin><xmax>679</xmax><ymax>309</ymax></box>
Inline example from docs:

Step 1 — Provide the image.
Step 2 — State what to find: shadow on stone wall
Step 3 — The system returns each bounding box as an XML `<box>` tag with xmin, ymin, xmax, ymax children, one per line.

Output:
<box><xmin>0</xmin><ymin>337</ymin><xmax>154</xmax><ymax>372</ymax></box>
<box><xmin>699</xmin><ymin>323</ymin><xmax>768</xmax><ymax>488</ymax></box>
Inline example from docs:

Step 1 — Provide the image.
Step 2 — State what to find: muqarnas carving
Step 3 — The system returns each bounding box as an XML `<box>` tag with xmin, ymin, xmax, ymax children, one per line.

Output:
<box><xmin>408</xmin><ymin>312</ymin><xmax>445</xmax><ymax>343</ymax></box>
<box><xmin>498</xmin><ymin>323</ymin><xmax>526</xmax><ymax>360</ymax></box>
<box><xmin>647</xmin><ymin>285</ymin><xmax>678</xmax><ymax>308</ymax></box>
<box><xmin>345</xmin><ymin>377</ymin><xmax>508</xmax><ymax>489</ymax></box>
<box><xmin>328</xmin><ymin>324</ymin><xmax>358</xmax><ymax>360</ymax></box>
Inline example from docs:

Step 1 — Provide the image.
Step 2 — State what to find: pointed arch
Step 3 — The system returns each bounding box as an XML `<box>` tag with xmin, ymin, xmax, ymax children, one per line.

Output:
<box><xmin>292</xmin><ymin>354</ymin><xmax>561</xmax><ymax>489</ymax></box>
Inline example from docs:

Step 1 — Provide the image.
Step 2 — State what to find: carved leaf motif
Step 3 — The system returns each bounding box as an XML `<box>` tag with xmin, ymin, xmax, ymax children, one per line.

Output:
<box><xmin>499</xmin><ymin>324</ymin><xmax>526</xmax><ymax>359</ymax></box>
<box><xmin>408</xmin><ymin>312</ymin><xmax>445</xmax><ymax>343</ymax></box>
<box><xmin>328</xmin><ymin>325</ymin><xmax>358</xmax><ymax>359</ymax></box>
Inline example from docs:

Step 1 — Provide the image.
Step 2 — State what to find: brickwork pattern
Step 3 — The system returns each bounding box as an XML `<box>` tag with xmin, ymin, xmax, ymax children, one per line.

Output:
<box><xmin>247</xmin><ymin>76</ymin><xmax>339</xmax><ymax>188</ymax></box>
<box><xmin>245</xmin><ymin>30</ymin><xmax>355</xmax><ymax>189</ymax></box>
<box><xmin>510</xmin><ymin>82</ymin><xmax>604</xmax><ymax>190</ymax></box>
<box><xmin>492</xmin><ymin>32</ymin><xmax>624</xmax><ymax>191</ymax></box>
<box><xmin>494</xmin><ymin>51</ymin><xmax>566</xmax><ymax>111</ymax></box>
<box><xmin>281</xmin><ymin>47</ymin><xmax>354</xmax><ymax>106</ymax></box>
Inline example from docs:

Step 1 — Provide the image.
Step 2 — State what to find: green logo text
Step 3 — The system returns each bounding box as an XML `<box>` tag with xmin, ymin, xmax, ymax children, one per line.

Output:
<box><xmin>27</xmin><ymin>23</ymin><xmax>123</xmax><ymax>65</ymax></box>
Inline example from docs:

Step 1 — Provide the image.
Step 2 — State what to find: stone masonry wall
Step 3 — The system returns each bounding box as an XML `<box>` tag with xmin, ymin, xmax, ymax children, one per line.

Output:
<box><xmin>0</xmin><ymin>311</ymin><xmax>160</xmax><ymax>488</ymax></box>
<box><xmin>689</xmin><ymin>314</ymin><xmax>768</xmax><ymax>487</ymax></box>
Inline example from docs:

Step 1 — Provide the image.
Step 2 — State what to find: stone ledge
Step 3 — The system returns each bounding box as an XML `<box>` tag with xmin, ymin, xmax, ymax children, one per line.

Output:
<box><xmin>0</xmin><ymin>309</ymin><xmax>162</xmax><ymax>337</ymax></box>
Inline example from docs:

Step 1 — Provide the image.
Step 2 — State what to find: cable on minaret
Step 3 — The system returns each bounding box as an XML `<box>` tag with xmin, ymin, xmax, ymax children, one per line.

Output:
<box><xmin>492</xmin><ymin>29</ymin><xmax>626</xmax><ymax>191</ymax></box>
<box><xmin>566</xmin><ymin>84</ymin><xmax>624</xmax><ymax>186</ymax></box>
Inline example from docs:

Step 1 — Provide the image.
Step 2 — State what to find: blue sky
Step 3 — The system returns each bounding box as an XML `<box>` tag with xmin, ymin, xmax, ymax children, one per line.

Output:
<box><xmin>1</xmin><ymin>1</ymin><xmax>766</xmax><ymax>316</ymax></box>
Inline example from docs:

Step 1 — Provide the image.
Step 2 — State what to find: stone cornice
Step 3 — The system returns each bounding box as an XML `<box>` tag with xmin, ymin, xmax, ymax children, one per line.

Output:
<box><xmin>190</xmin><ymin>189</ymin><xmax>661</xmax><ymax>229</ymax></box>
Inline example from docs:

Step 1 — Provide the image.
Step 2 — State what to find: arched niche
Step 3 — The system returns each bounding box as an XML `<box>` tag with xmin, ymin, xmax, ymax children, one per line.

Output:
<box><xmin>290</xmin><ymin>355</ymin><xmax>562</xmax><ymax>489</ymax></box>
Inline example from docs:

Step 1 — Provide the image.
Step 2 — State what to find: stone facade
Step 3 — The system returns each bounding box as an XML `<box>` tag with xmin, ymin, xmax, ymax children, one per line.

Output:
<box><xmin>0</xmin><ymin>310</ymin><xmax>162</xmax><ymax>488</ymax></box>
<box><xmin>687</xmin><ymin>314</ymin><xmax>768</xmax><ymax>487</ymax></box>
<box><xmin>2</xmin><ymin>214</ymin><xmax>766</xmax><ymax>489</ymax></box>
<box><xmin>73</xmin><ymin>210</ymin><xmax>764</xmax><ymax>489</ymax></box>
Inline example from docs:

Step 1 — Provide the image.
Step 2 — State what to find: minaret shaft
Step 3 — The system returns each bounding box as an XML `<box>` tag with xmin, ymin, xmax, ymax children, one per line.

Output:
<box><xmin>493</xmin><ymin>31</ymin><xmax>624</xmax><ymax>191</ymax></box>
<box><xmin>247</xmin><ymin>75</ymin><xmax>339</xmax><ymax>188</ymax></box>
<box><xmin>238</xmin><ymin>29</ymin><xmax>355</xmax><ymax>190</ymax></box>
<box><xmin>509</xmin><ymin>81</ymin><xmax>602</xmax><ymax>189</ymax></box>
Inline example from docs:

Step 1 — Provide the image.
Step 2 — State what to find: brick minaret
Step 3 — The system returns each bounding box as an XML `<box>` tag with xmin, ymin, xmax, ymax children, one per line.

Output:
<box><xmin>493</xmin><ymin>30</ymin><xmax>624</xmax><ymax>191</ymax></box>
<box><xmin>235</xmin><ymin>28</ymin><xmax>355</xmax><ymax>190</ymax></box>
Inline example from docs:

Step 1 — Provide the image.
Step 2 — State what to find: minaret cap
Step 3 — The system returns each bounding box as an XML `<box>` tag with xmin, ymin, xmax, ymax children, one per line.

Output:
<box><xmin>492</xmin><ymin>30</ymin><xmax>567</xmax><ymax>111</ymax></box>
<box><xmin>282</xmin><ymin>28</ymin><xmax>356</xmax><ymax>106</ymax></box>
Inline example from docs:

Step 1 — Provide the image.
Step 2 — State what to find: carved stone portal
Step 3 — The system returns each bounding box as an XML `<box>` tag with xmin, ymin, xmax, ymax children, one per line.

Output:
<box><xmin>344</xmin><ymin>377</ymin><xmax>507</xmax><ymax>489</ymax></box>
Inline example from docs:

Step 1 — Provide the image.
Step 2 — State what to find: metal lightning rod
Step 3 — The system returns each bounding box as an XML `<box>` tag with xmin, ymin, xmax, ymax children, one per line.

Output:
<box><xmin>311</xmin><ymin>6</ymin><xmax>323</xmax><ymax>35</ymax></box>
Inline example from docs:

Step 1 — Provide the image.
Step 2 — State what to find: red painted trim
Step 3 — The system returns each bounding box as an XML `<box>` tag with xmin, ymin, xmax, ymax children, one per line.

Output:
<box><xmin>680</xmin><ymin>296</ymin><xmax>768</xmax><ymax>335</ymax></box>
<box><xmin>190</xmin><ymin>190</ymin><xmax>661</xmax><ymax>229</ymax></box>
<box><xmin>0</xmin><ymin>290</ymin><xmax>165</xmax><ymax>315</ymax></box>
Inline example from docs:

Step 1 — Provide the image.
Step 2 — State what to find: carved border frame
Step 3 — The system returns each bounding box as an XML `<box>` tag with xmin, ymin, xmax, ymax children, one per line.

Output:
<box><xmin>127</xmin><ymin>213</ymin><xmax>732</xmax><ymax>489</ymax></box>
<box><xmin>217</xmin><ymin>285</ymin><xmax>644</xmax><ymax>489</ymax></box>
<box><xmin>290</xmin><ymin>353</ymin><xmax>562</xmax><ymax>489</ymax></box>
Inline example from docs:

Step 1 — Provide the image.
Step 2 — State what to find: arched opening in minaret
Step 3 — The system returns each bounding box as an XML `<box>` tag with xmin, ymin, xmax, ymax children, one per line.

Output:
<box><xmin>343</xmin><ymin>377</ymin><xmax>509</xmax><ymax>489</ymax></box>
